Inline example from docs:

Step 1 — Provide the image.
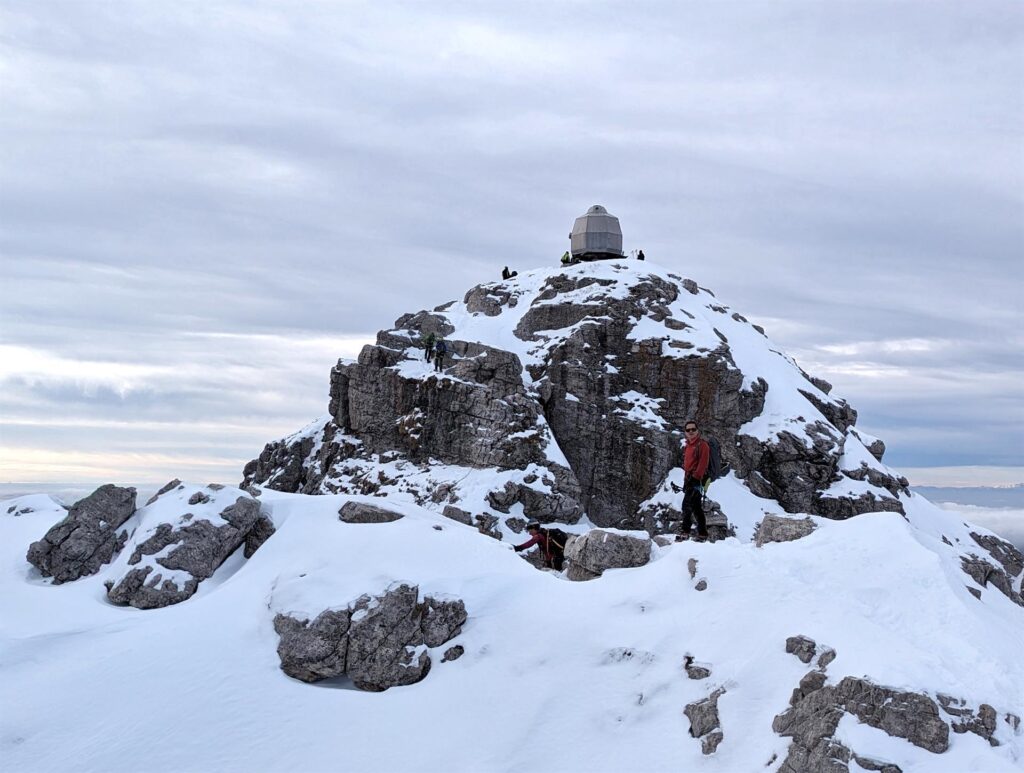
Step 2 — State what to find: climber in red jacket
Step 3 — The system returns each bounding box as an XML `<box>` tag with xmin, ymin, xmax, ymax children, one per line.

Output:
<box><xmin>679</xmin><ymin>421</ymin><xmax>710</xmax><ymax>541</ymax></box>
<box><xmin>514</xmin><ymin>522</ymin><xmax>568</xmax><ymax>570</ymax></box>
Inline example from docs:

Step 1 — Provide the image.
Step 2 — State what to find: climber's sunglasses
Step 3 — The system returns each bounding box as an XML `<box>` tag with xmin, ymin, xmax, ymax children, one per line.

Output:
<box><xmin>684</xmin><ymin>426</ymin><xmax>698</xmax><ymax>433</ymax></box>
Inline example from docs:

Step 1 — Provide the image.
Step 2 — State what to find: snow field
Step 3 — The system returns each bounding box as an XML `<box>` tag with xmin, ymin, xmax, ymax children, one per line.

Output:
<box><xmin>2</xmin><ymin>487</ymin><xmax>1021</xmax><ymax>772</ymax></box>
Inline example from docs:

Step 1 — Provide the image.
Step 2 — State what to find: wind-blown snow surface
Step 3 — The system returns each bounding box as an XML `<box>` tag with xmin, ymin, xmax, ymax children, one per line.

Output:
<box><xmin>2</xmin><ymin>489</ymin><xmax>1022</xmax><ymax>772</ymax></box>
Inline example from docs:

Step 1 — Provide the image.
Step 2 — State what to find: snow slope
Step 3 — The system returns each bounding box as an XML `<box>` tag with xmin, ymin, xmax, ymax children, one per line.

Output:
<box><xmin>2</xmin><ymin>488</ymin><xmax>1021</xmax><ymax>772</ymax></box>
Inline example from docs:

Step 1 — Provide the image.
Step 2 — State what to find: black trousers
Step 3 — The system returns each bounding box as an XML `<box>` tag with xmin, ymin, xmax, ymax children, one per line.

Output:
<box><xmin>681</xmin><ymin>482</ymin><xmax>707</xmax><ymax>536</ymax></box>
<box><xmin>547</xmin><ymin>549</ymin><xmax>565</xmax><ymax>571</ymax></box>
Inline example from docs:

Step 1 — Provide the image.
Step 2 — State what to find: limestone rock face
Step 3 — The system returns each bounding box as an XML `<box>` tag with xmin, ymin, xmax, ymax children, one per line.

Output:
<box><xmin>242</xmin><ymin>262</ymin><xmax>908</xmax><ymax>529</ymax></box>
<box><xmin>273</xmin><ymin>584</ymin><xmax>465</xmax><ymax>691</ymax></box>
<box><xmin>564</xmin><ymin>529</ymin><xmax>652</xmax><ymax>581</ymax></box>
<box><xmin>756</xmin><ymin>515</ymin><xmax>817</xmax><ymax>547</ymax></box>
<box><xmin>26</xmin><ymin>484</ymin><xmax>137</xmax><ymax>584</ymax></box>
<box><xmin>106</xmin><ymin>497</ymin><xmax>263</xmax><ymax>609</ymax></box>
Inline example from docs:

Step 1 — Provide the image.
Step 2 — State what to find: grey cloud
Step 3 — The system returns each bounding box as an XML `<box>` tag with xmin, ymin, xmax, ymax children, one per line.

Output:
<box><xmin>1</xmin><ymin>0</ymin><xmax>1021</xmax><ymax>486</ymax></box>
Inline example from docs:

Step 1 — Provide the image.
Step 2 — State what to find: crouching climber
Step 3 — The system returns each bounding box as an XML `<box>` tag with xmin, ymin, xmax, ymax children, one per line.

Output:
<box><xmin>513</xmin><ymin>521</ymin><xmax>568</xmax><ymax>570</ymax></box>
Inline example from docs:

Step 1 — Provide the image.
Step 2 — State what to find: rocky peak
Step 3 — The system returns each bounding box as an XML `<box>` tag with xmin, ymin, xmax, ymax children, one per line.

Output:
<box><xmin>243</xmin><ymin>260</ymin><xmax>909</xmax><ymax>533</ymax></box>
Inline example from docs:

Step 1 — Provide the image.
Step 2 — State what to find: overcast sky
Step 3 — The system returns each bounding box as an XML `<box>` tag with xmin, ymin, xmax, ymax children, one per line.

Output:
<box><xmin>1</xmin><ymin>1</ymin><xmax>1021</xmax><ymax>490</ymax></box>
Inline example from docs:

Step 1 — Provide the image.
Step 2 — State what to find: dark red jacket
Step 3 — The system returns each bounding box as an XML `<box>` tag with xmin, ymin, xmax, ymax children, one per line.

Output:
<box><xmin>683</xmin><ymin>437</ymin><xmax>710</xmax><ymax>482</ymax></box>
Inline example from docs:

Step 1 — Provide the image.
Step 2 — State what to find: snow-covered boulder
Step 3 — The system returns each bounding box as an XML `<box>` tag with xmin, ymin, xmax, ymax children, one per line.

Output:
<box><xmin>273</xmin><ymin>583</ymin><xmax>466</xmax><ymax>691</ymax></box>
<box><xmin>564</xmin><ymin>528</ymin><xmax>652</xmax><ymax>581</ymax></box>
<box><xmin>26</xmin><ymin>484</ymin><xmax>136</xmax><ymax>584</ymax></box>
<box><xmin>105</xmin><ymin>487</ymin><xmax>268</xmax><ymax>609</ymax></box>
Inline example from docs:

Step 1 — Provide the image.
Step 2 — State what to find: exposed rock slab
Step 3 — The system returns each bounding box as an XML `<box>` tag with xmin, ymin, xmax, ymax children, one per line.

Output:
<box><xmin>26</xmin><ymin>484</ymin><xmax>137</xmax><ymax>584</ymax></box>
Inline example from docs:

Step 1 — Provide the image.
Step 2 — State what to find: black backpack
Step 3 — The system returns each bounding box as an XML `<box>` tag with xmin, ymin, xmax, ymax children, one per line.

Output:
<box><xmin>546</xmin><ymin>528</ymin><xmax>568</xmax><ymax>550</ymax></box>
<box><xmin>705</xmin><ymin>436</ymin><xmax>729</xmax><ymax>482</ymax></box>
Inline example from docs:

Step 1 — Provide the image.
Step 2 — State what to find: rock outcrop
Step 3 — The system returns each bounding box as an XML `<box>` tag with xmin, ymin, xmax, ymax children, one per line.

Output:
<box><xmin>685</xmin><ymin>688</ymin><xmax>725</xmax><ymax>755</ymax></box>
<box><xmin>27</xmin><ymin>484</ymin><xmax>137</xmax><ymax>584</ymax></box>
<box><xmin>106</xmin><ymin>496</ymin><xmax>265</xmax><ymax>609</ymax></box>
<box><xmin>244</xmin><ymin>514</ymin><xmax>276</xmax><ymax>558</ymax></box>
<box><xmin>564</xmin><ymin>529</ymin><xmax>652</xmax><ymax>581</ymax></box>
<box><xmin>146</xmin><ymin>479</ymin><xmax>182</xmax><ymax>505</ymax></box>
<box><xmin>756</xmin><ymin>515</ymin><xmax>817</xmax><ymax>547</ymax></box>
<box><xmin>339</xmin><ymin>501</ymin><xmax>404</xmax><ymax>524</ymax></box>
<box><xmin>774</xmin><ymin>674</ymin><xmax>950</xmax><ymax>771</ymax></box>
<box><xmin>684</xmin><ymin>655</ymin><xmax>711</xmax><ymax>680</ymax></box>
<box><xmin>937</xmin><ymin>694</ymin><xmax>1001</xmax><ymax>746</ymax></box>
<box><xmin>960</xmin><ymin>531</ymin><xmax>1024</xmax><ymax>606</ymax></box>
<box><xmin>785</xmin><ymin>635</ymin><xmax>818</xmax><ymax>665</ymax></box>
<box><xmin>241</xmin><ymin>263</ymin><xmax>912</xmax><ymax>530</ymax></box>
<box><xmin>274</xmin><ymin>584</ymin><xmax>466</xmax><ymax>691</ymax></box>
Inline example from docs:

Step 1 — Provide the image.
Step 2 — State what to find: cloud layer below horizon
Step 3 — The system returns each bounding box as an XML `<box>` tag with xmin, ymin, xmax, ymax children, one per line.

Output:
<box><xmin>1</xmin><ymin>1</ymin><xmax>1021</xmax><ymax>487</ymax></box>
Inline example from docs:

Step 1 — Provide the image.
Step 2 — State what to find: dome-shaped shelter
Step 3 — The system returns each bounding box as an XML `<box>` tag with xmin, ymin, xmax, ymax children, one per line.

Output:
<box><xmin>569</xmin><ymin>205</ymin><xmax>624</xmax><ymax>261</ymax></box>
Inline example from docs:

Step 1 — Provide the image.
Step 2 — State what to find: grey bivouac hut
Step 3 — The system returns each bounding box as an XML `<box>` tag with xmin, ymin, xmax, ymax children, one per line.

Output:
<box><xmin>569</xmin><ymin>204</ymin><xmax>624</xmax><ymax>261</ymax></box>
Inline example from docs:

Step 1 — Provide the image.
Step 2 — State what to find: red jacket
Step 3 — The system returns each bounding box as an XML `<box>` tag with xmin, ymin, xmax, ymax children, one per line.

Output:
<box><xmin>683</xmin><ymin>437</ymin><xmax>710</xmax><ymax>482</ymax></box>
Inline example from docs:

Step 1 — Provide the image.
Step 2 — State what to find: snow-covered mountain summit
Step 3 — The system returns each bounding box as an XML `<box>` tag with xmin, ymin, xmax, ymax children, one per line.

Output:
<box><xmin>3</xmin><ymin>259</ymin><xmax>1023</xmax><ymax>772</ymax></box>
<box><xmin>244</xmin><ymin>259</ymin><xmax>906</xmax><ymax>537</ymax></box>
